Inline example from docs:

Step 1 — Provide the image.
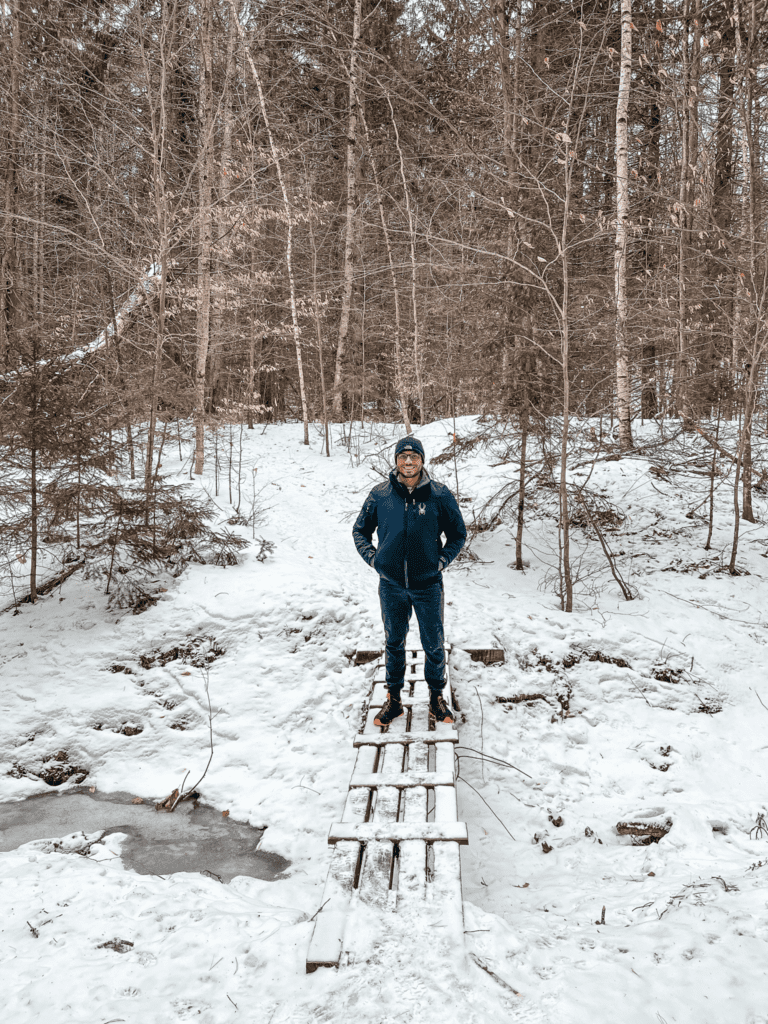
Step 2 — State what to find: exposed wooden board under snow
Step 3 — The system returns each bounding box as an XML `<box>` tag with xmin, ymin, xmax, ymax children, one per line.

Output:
<box><xmin>353</xmin><ymin>730</ymin><xmax>458</xmax><ymax>746</ymax></box>
<box><xmin>328</xmin><ymin>822</ymin><xmax>468</xmax><ymax>844</ymax></box>
<box><xmin>349</xmin><ymin>771</ymin><xmax>455</xmax><ymax>789</ymax></box>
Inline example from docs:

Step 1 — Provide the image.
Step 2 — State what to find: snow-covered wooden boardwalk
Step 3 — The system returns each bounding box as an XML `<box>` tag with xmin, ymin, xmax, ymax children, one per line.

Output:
<box><xmin>306</xmin><ymin>642</ymin><xmax>466</xmax><ymax>972</ymax></box>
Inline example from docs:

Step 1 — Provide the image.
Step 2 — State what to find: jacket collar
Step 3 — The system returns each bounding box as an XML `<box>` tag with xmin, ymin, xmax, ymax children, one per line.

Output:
<box><xmin>390</xmin><ymin>467</ymin><xmax>432</xmax><ymax>500</ymax></box>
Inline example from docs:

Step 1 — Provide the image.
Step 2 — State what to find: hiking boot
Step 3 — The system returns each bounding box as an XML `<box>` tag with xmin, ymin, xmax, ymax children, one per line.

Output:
<box><xmin>429</xmin><ymin>690</ymin><xmax>454</xmax><ymax>724</ymax></box>
<box><xmin>374</xmin><ymin>690</ymin><xmax>404</xmax><ymax>727</ymax></box>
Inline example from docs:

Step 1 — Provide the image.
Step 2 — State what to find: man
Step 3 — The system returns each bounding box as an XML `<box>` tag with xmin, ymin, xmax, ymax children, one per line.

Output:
<box><xmin>352</xmin><ymin>436</ymin><xmax>467</xmax><ymax>727</ymax></box>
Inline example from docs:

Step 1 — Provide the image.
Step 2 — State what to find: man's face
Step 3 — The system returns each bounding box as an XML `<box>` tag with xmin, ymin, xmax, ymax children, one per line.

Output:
<box><xmin>396</xmin><ymin>452</ymin><xmax>423</xmax><ymax>479</ymax></box>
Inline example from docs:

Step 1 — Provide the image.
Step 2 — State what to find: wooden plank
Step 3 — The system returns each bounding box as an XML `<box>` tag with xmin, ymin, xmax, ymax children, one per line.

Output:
<box><xmin>432</xmin><ymin>840</ymin><xmax>463</xmax><ymax>892</ymax></box>
<box><xmin>403</xmin><ymin>785</ymin><xmax>428</xmax><ymax>824</ymax></box>
<box><xmin>428</xmin><ymin>653</ymin><xmax>464</xmax><ymax>934</ymax></box>
<box><xmin>349</xmin><ymin>771</ymin><xmax>455</xmax><ymax>789</ymax></box>
<box><xmin>339</xmin><ymin>742</ymin><xmax>404</xmax><ymax>962</ymax></box>
<box><xmin>434</xmin><ymin>741</ymin><xmax>455</xmax><ymax>776</ymax></box>
<box><xmin>306</xmin><ymin>772</ymin><xmax>369</xmax><ymax>972</ymax></box>
<box><xmin>354</xmin><ymin>731</ymin><xmax>458</xmax><ymax>747</ymax></box>
<box><xmin>362</xmin><ymin>705</ymin><xmax>383</xmax><ymax>733</ymax></box>
<box><xmin>305</xmin><ymin>841</ymin><xmax>359</xmax><ymax>971</ymax></box>
<box><xmin>370</xmin><ymin>682</ymin><xmax>430</xmax><ymax>706</ymax></box>
<box><xmin>356</xmin><ymin>740</ymin><xmax>401</xmax><ymax>912</ymax></box>
<box><xmin>358</xmin><ymin>801</ymin><xmax>399</xmax><ymax>906</ymax></box>
<box><xmin>371</xmin><ymin>671</ymin><xmax>430</xmax><ymax>691</ymax></box>
<box><xmin>409</xmin><ymin>700</ymin><xmax>430</xmax><ymax>774</ymax></box>
<box><xmin>354</xmin><ymin>650</ymin><xmax>382</xmax><ymax>666</ymax></box>
<box><xmin>434</xmin><ymin>785</ymin><xmax>458</xmax><ymax>822</ymax></box>
<box><xmin>366</xmin><ymin>642</ymin><xmax>449</xmax><ymax>662</ymax></box>
<box><xmin>341</xmin><ymin>784</ymin><xmax>371</xmax><ymax>823</ymax></box>
<box><xmin>373</xmin><ymin>665</ymin><xmax>429</xmax><ymax>680</ymax></box>
<box><xmin>398</xmin><ymin>785</ymin><xmax>427</xmax><ymax>903</ymax></box>
<box><xmin>329</xmin><ymin>822</ymin><xmax>468</xmax><ymax>844</ymax></box>
<box><xmin>430</xmin><ymin>842</ymin><xmax>465</xmax><ymax>935</ymax></box>
<box><xmin>464</xmin><ymin>648</ymin><xmax>505</xmax><ymax>665</ymax></box>
<box><xmin>372</xmin><ymin>669</ymin><xmax>431</xmax><ymax>686</ymax></box>
<box><xmin>351</xmin><ymin>743</ymin><xmax>377</xmax><ymax>778</ymax></box>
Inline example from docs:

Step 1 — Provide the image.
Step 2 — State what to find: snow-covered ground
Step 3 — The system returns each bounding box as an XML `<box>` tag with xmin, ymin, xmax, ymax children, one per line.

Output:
<box><xmin>2</xmin><ymin>416</ymin><xmax>768</xmax><ymax>1023</ymax></box>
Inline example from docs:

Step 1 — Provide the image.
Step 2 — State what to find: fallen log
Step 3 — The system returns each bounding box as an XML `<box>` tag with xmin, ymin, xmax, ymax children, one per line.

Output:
<box><xmin>694</xmin><ymin>426</ymin><xmax>737</xmax><ymax>462</ymax></box>
<box><xmin>616</xmin><ymin>819</ymin><xmax>671</xmax><ymax>842</ymax></box>
<box><xmin>1</xmin><ymin>559</ymin><xmax>84</xmax><ymax>614</ymax></box>
<box><xmin>0</xmin><ymin>264</ymin><xmax>162</xmax><ymax>382</ymax></box>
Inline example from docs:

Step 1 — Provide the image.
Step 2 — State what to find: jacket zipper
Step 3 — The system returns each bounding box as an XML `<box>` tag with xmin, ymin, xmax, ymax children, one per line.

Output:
<box><xmin>404</xmin><ymin>495</ymin><xmax>411</xmax><ymax>587</ymax></box>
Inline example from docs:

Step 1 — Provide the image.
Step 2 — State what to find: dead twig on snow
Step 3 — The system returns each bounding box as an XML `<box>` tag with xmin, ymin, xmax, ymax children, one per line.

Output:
<box><xmin>574</xmin><ymin>490</ymin><xmax>634</xmax><ymax>601</ymax></box>
<box><xmin>308</xmin><ymin>898</ymin><xmax>330</xmax><ymax>923</ymax></box>
<box><xmin>469</xmin><ymin>953</ymin><xmax>521</xmax><ymax>996</ymax></box>
<box><xmin>182</xmin><ymin>666</ymin><xmax>216</xmax><ymax>798</ymax></box>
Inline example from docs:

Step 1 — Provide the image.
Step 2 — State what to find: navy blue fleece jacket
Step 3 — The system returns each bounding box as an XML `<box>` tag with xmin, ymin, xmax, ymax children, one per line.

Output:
<box><xmin>352</xmin><ymin>469</ymin><xmax>467</xmax><ymax>589</ymax></box>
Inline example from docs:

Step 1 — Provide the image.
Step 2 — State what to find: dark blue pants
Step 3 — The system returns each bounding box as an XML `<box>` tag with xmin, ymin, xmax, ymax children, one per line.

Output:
<box><xmin>378</xmin><ymin>577</ymin><xmax>445</xmax><ymax>694</ymax></box>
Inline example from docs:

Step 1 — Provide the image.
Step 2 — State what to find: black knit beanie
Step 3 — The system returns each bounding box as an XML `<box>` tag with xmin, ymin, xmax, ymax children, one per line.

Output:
<box><xmin>394</xmin><ymin>436</ymin><xmax>425</xmax><ymax>460</ymax></box>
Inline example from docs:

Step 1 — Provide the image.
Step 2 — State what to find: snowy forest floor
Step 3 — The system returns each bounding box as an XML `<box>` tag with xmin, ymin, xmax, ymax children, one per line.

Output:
<box><xmin>1</xmin><ymin>416</ymin><xmax>768</xmax><ymax>1024</ymax></box>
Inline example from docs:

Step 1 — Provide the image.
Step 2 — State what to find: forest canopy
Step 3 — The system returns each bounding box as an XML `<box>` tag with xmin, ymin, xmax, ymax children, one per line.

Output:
<box><xmin>1</xmin><ymin>0</ymin><xmax>766</xmax><ymax>607</ymax></box>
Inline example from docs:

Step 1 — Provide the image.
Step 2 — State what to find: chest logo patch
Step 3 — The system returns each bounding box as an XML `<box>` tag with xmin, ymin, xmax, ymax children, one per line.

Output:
<box><xmin>418</xmin><ymin>503</ymin><xmax>426</xmax><ymax>515</ymax></box>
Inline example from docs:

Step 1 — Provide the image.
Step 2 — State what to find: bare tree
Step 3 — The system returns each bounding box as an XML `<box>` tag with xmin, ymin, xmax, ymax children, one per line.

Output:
<box><xmin>194</xmin><ymin>0</ymin><xmax>214</xmax><ymax>475</ymax></box>
<box><xmin>235</xmin><ymin>6</ymin><xmax>309</xmax><ymax>444</ymax></box>
<box><xmin>332</xmin><ymin>0</ymin><xmax>362</xmax><ymax>421</ymax></box>
<box><xmin>614</xmin><ymin>0</ymin><xmax>633</xmax><ymax>451</ymax></box>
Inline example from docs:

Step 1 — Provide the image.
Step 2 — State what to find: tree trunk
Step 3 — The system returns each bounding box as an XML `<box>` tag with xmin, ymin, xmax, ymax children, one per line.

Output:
<box><xmin>675</xmin><ymin>0</ymin><xmax>700</xmax><ymax>428</ymax></box>
<box><xmin>145</xmin><ymin>262</ymin><xmax>168</xmax><ymax>510</ymax></box>
<box><xmin>704</xmin><ymin>401</ymin><xmax>721</xmax><ymax>550</ymax></box>
<box><xmin>332</xmin><ymin>0</ymin><xmax>362</xmax><ymax>421</ymax></box>
<box><xmin>641</xmin><ymin>340</ymin><xmax>657</xmax><ymax>419</ymax></box>
<box><xmin>307</xmin><ymin>179</ymin><xmax>332</xmax><ymax>455</ymax></box>
<box><xmin>358</xmin><ymin>108</ymin><xmax>411</xmax><ymax>434</ymax></box>
<box><xmin>733</xmin><ymin>1</ymin><xmax>760</xmax><ymax>522</ymax></box>
<box><xmin>515</xmin><ymin>317</ymin><xmax>531</xmax><ymax>571</ymax></box>
<box><xmin>221</xmin><ymin>0</ymin><xmax>238</xmax><ymax>195</ymax></box>
<box><xmin>236</xmin><ymin>9</ymin><xmax>309</xmax><ymax>444</ymax></box>
<box><xmin>614</xmin><ymin>0</ymin><xmax>633</xmax><ymax>450</ymax></box>
<box><xmin>559</xmin><ymin>264</ymin><xmax>573</xmax><ymax>613</ymax></box>
<box><xmin>558</xmin><ymin>142</ymin><xmax>578</xmax><ymax>612</ymax></box>
<box><xmin>194</xmin><ymin>0</ymin><xmax>214</xmax><ymax>475</ymax></box>
<box><xmin>712</xmin><ymin>28</ymin><xmax>734</xmax><ymax>374</ymax></box>
<box><xmin>30</xmin><ymin>443</ymin><xmax>38</xmax><ymax>603</ymax></box>
<box><xmin>1</xmin><ymin>0</ymin><xmax>21</xmax><ymax>370</ymax></box>
<box><xmin>742</xmin><ymin>409</ymin><xmax>754</xmax><ymax>522</ymax></box>
<box><xmin>247</xmin><ymin>327</ymin><xmax>255</xmax><ymax>430</ymax></box>
<box><xmin>639</xmin><ymin>8</ymin><xmax>662</xmax><ymax>420</ymax></box>
<box><xmin>388</xmin><ymin>95</ymin><xmax>425</xmax><ymax>426</ymax></box>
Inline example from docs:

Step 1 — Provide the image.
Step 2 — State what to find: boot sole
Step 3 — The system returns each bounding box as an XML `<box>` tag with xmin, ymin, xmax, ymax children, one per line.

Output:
<box><xmin>429</xmin><ymin>711</ymin><xmax>455</xmax><ymax>724</ymax></box>
<box><xmin>374</xmin><ymin>709</ymin><xmax>404</xmax><ymax>727</ymax></box>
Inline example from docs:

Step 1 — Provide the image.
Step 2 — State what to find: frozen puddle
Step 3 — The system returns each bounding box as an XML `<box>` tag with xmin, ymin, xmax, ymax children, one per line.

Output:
<box><xmin>0</xmin><ymin>790</ymin><xmax>290</xmax><ymax>883</ymax></box>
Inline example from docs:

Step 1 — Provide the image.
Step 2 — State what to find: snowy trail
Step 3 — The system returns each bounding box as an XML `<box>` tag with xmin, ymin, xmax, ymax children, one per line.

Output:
<box><xmin>2</xmin><ymin>419</ymin><xmax>768</xmax><ymax>1022</ymax></box>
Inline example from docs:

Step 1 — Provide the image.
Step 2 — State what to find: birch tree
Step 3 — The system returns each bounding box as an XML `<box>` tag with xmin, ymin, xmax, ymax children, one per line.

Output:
<box><xmin>614</xmin><ymin>0</ymin><xmax>633</xmax><ymax>450</ymax></box>
<box><xmin>194</xmin><ymin>0</ymin><xmax>214</xmax><ymax>475</ymax></box>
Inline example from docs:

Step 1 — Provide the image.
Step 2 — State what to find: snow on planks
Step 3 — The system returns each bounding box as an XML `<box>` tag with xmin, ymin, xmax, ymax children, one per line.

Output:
<box><xmin>306</xmin><ymin>642</ymin><xmax>466</xmax><ymax>973</ymax></box>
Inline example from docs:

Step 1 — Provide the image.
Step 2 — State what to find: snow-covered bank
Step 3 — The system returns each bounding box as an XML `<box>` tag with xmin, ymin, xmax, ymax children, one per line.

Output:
<box><xmin>1</xmin><ymin>417</ymin><xmax>767</xmax><ymax>1023</ymax></box>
